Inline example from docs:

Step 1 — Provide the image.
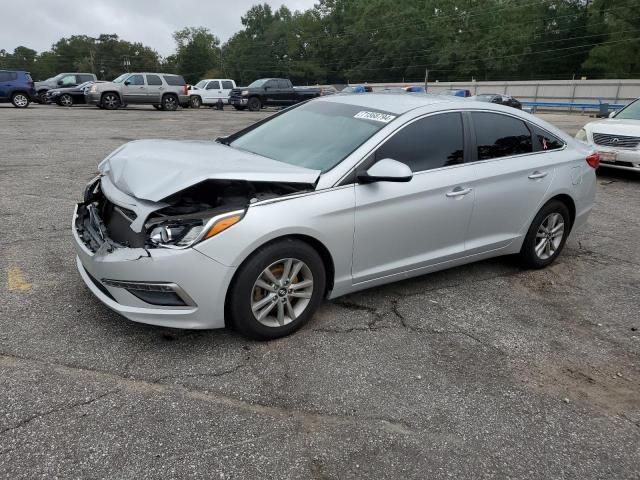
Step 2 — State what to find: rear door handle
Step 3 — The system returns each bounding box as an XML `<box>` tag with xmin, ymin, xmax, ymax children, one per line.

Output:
<box><xmin>528</xmin><ymin>171</ymin><xmax>548</xmax><ymax>180</ymax></box>
<box><xmin>446</xmin><ymin>187</ymin><xmax>473</xmax><ymax>198</ymax></box>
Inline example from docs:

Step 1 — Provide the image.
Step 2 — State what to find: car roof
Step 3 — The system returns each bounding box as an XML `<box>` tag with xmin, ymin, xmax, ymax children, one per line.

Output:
<box><xmin>318</xmin><ymin>92</ymin><xmax>470</xmax><ymax>115</ymax></box>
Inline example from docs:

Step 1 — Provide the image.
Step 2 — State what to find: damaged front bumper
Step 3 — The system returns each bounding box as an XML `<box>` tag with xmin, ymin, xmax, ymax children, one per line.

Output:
<box><xmin>72</xmin><ymin>203</ymin><xmax>234</xmax><ymax>329</ymax></box>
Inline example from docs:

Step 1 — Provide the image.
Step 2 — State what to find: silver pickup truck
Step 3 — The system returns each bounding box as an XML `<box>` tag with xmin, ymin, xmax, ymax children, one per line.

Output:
<box><xmin>85</xmin><ymin>72</ymin><xmax>190</xmax><ymax>110</ymax></box>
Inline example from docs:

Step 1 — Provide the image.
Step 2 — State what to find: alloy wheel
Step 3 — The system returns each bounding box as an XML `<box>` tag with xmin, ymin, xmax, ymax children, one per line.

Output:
<box><xmin>535</xmin><ymin>213</ymin><xmax>564</xmax><ymax>260</ymax></box>
<box><xmin>60</xmin><ymin>94</ymin><xmax>73</xmax><ymax>106</ymax></box>
<box><xmin>103</xmin><ymin>94</ymin><xmax>119</xmax><ymax>109</ymax></box>
<box><xmin>164</xmin><ymin>96</ymin><xmax>177</xmax><ymax>111</ymax></box>
<box><xmin>251</xmin><ymin>258</ymin><xmax>314</xmax><ymax>328</ymax></box>
<box><xmin>12</xmin><ymin>94</ymin><xmax>28</xmax><ymax>107</ymax></box>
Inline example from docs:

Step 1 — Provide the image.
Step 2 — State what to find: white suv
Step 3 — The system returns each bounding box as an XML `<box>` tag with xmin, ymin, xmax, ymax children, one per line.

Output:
<box><xmin>188</xmin><ymin>79</ymin><xmax>236</xmax><ymax>107</ymax></box>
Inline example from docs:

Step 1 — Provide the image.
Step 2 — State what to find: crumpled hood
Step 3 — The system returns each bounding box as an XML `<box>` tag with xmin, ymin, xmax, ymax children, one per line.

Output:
<box><xmin>98</xmin><ymin>139</ymin><xmax>321</xmax><ymax>202</ymax></box>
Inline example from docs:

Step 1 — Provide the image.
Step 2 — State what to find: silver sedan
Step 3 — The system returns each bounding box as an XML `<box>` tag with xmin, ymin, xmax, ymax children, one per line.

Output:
<box><xmin>73</xmin><ymin>94</ymin><xmax>597</xmax><ymax>339</ymax></box>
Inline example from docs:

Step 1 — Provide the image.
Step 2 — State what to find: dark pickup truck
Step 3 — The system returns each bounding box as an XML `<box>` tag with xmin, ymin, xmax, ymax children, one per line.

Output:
<box><xmin>229</xmin><ymin>78</ymin><xmax>321</xmax><ymax>111</ymax></box>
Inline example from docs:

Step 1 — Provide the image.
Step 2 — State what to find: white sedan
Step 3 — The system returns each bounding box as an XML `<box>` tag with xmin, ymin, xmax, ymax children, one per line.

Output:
<box><xmin>576</xmin><ymin>98</ymin><xmax>640</xmax><ymax>172</ymax></box>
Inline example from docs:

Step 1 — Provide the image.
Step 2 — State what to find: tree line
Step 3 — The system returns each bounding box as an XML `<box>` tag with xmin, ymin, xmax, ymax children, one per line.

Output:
<box><xmin>1</xmin><ymin>0</ymin><xmax>638</xmax><ymax>85</ymax></box>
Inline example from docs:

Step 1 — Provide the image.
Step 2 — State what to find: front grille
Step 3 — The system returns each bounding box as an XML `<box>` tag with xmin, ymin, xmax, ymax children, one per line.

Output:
<box><xmin>593</xmin><ymin>132</ymin><xmax>640</xmax><ymax>149</ymax></box>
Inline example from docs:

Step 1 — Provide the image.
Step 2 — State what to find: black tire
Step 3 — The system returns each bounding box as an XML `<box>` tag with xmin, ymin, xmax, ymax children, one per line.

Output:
<box><xmin>37</xmin><ymin>90</ymin><xmax>48</xmax><ymax>104</ymax></box>
<box><xmin>101</xmin><ymin>92</ymin><xmax>120</xmax><ymax>110</ymax></box>
<box><xmin>247</xmin><ymin>96</ymin><xmax>262</xmax><ymax>112</ymax></box>
<box><xmin>190</xmin><ymin>96</ymin><xmax>202</xmax><ymax>108</ymax></box>
<box><xmin>228</xmin><ymin>239</ymin><xmax>326</xmax><ymax>340</ymax></box>
<box><xmin>519</xmin><ymin>200</ymin><xmax>571</xmax><ymax>269</ymax></box>
<box><xmin>233</xmin><ymin>105</ymin><xmax>246</xmax><ymax>111</ymax></box>
<box><xmin>11</xmin><ymin>92</ymin><xmax>30</xmax><ymax>108</ymax></box>
<box><xmin>59</xmin><ymin>93</ymin><xmax>73</xmax><ymax>107</ymax></box>
<box><xmin>162</xmin><ymin>94</ymin><xmax>178</xmax><ymax>111</ymax></box>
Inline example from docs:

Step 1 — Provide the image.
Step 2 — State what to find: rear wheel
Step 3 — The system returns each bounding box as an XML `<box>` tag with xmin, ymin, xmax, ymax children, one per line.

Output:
<box><xmin>101</xmin><ymin>93</ymin><xmax>120</xmax><ymax>110</ymax></box>
<box><xmin>228</xmin><ymin>239</ymin><xmax>326</xmax><ymax>340</ymax></box>
<box><xmin>11</xmin><ymin>92</ymin><xmax>30</xmax><ymax>108</ymax></box>
<box><xmin>247</xmin><ymin>96</ymin><xmax>262</xmax><ymax>112</ymax></box>
<box><xmin>519</xmin><ymin>200</ymin><xmax>571</xmax><ymax>269</ymax></box>
<box><xmin>162</xmin><ymin>94</ymin><xmax>178</xmax><ymax>111</ymax></box>
<box><xmin>59</xmin><ymin>93</ymin><xmax>73</xmax><ymax>107</ymax></box>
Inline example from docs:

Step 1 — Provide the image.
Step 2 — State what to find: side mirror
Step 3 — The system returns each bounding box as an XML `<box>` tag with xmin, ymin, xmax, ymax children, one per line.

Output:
<box><xmin>124</xmin><ymin>80</ymin><xmax>131</xmax><ymax>86</ymax></box>
<box><xmin>57</xmin><ymin>80</ymin><xmax>64</xmax><ymax>86</ymax></box>
<box><xmin>357</xmin><ymin>158</ymin><xmax>413</xmax><ymax>184</ymax></box>
<box><xmin>609</xmin><ymin>111</ymin><xmax>617</xmax><ymax>118</ymax></box>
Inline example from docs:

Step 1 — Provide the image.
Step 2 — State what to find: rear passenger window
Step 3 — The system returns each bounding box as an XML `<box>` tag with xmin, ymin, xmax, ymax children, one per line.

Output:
<box><xmin>0</xmin><ymin>71</ymin><xmax>17</xmax><ymax>81</ymax></box>
<box><xmin>472</xmin><ymin>112</ymin><xmax>533</xmax><ymax>160</ymax></box>
<box><xmin>163</xmin><ymin>75</ymin><xmax>185</xmax><ymax>86</ymax></box>
<box><xmin>147</xmin><ymin>75</ymin><xmax>162</xmax><ymax>85</ymax></box>
<box><xmin>221</xmin><ymin>80</ymin><xmax>234</xmax><ymax>89</ymax></box>
<box><xmin>278</xmin><ymin>80</ymin><xmax>290</xmax><ymax>89</ymax></box>
<box><xmin>207</xmin><ymin>81</ymin><xmax>220</xmax><ymax>90</ymax></box>
<box><xmin>375</xmin><ymin>113</ymin><xmax>464</xmax><ymax>172</ymax></box>
<box><xmin>78</xmin><ymin>74</ymin><xmax>94</xmax><ymax>83</ymax></box>
<box><xmin>531</xmin><ymin>125</ymin><xmax>564</xmax><ymax>151</ymax></box>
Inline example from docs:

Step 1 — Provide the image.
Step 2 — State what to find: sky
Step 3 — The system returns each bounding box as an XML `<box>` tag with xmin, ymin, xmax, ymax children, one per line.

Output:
<box><xmin>0</xmin><ymin>0</ymin><xmax>317</xmax><ymax>57</ymax></box>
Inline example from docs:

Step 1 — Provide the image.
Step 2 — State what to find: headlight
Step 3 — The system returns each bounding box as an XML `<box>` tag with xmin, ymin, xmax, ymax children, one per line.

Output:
<box><xmin>575</xmin><ymin>128</ymin><xmax>587</xmax><ymax>142</ymax></box>
<box><xmin>241</xmin><ymin>90</ymin><xmax>249</xmax><ymax>96</ymax></box>
<box><xmin>90</xmin><ymin>85</ymin><xmax>98</xmax><ymax>93</ymax></box>
<box><xmin>81</xmin><ymin>175</ymin><xmax>101</xmax><ymax>202</ymax></box>
<box><xmin>148</xmin><ymin>210</ymin><xmax>244</xmax><ymax>249</ymax></box>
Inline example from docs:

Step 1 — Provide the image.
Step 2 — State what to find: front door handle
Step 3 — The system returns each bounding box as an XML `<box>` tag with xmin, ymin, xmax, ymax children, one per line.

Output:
<box><xmin>528</xmin><ymin>171</ymin><xmax>548</xmax><ymax>180</ymax></box>
<box><xmin>446</xmin><ymin>187</ymin><xmax>473</xmax><ymax>198</ymax></box>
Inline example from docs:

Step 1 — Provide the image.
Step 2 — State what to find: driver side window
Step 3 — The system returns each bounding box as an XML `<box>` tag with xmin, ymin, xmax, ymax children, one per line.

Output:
<box><xmin>60</xmin><ymin>75</ymin><xmax>76</xmax><ymax>86</ymax></box>
<box><xmin>374</xmin><ymin>113</ymin><xmax>465</xmax><ymax>172</ymax></box>
<box><xmin>127</xmin><ymin>75</ymin><xmax>144</xmax><ymax>86</ymax></box>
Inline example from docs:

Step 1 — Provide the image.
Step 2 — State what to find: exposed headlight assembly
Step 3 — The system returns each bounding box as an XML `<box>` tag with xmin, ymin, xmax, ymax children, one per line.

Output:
<box><xmin>241</xmin><ymin>90</ymin><xmax>249</xmax><ymax>96</ymax></box>
<box><xmin>575</xmin><ymin>128</ymin><xmax>587</xmax><ymax>142</ymax></box>
<box><xmin>148</xmin><ymin>210</ymin><xmax>245</xmax><ymax>249</ymax></box>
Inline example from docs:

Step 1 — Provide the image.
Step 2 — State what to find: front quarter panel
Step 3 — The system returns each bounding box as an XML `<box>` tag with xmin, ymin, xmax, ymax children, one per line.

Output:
<box><xmin>194</xmin><ymin>186</ymin><xmax>356</xmax><ymax>297</ymax></box>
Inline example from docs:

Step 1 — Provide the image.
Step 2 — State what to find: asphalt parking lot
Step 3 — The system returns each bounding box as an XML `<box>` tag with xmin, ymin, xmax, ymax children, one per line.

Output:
<box><xmin>1</xmin><ymin>104</ymin><xmax>639</xmax><ymax>479</ymax></box>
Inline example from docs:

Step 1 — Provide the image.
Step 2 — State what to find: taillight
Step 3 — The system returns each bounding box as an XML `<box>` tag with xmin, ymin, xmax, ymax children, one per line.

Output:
<box><xmin>586</xmin><ymin>152</ymin><xmax>600</xmax><ymax>169</ymax></box>
<box><xmin>184</xmin><ymin>84</ymin><xmax>188</xmax><ymax>96</ymax></box>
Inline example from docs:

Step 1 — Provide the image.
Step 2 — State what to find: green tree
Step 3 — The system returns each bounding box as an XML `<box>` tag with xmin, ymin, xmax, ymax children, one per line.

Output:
<box><xmin>173</xmin><ymin>27</ymin><xmax>221</xmax><ymax>83</ymax></box>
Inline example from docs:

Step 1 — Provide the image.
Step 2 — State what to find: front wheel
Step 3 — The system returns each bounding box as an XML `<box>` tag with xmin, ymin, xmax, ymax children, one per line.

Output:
<box><xmin>11</xmin><ymin>93</ymin><xmax>30</xmax><ymax>108</ymax></box>
<box><xmin>101</xmin><ymin>93</ymin><xmax>120</xmax><ymax>110</ymax></box>
<box><xmin>228</xmin><ymin>240</ymin><xmax>326</xmax><ymax>340</ymax></box>
<box><xmin>190</xmin><ymin>96</ymin><xmax>201</xmax><ymax>108</ymax></box>
<box><xmin>519</xmin><ymin>200</ymin><xmax>571</xmax><ymax>269</ymax></box>
<box><xmin>247</xmin><ymin>96</ymin><xmax>262</xmax><ymax>112</ymax></box>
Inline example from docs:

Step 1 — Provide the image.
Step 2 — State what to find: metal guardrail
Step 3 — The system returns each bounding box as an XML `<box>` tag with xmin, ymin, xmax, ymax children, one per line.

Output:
<box><xmin>521</xmin><ymin>101</ymin><xmax>626</xmax><ymax>114</ymax></box>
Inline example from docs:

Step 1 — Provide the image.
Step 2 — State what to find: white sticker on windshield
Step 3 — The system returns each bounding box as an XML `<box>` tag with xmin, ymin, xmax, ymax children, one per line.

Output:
<box><xmin>354</xmin><ymin>111</ymin><xmax>396</xmax><ymax>123</ymax></box>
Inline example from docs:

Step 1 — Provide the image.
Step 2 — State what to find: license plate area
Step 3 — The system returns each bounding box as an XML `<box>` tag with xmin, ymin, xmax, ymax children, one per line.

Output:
<box><xmin>599</xmin><ymin>151</ymin><xmax>617</xmax><ymax>162</ymax></box>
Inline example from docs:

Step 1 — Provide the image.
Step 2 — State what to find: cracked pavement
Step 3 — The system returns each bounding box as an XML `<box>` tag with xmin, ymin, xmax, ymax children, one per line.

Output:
<box><xmin>1</xmin><ymin>105</ymin><xmax>639</xmax><ymax>479</ymax></box>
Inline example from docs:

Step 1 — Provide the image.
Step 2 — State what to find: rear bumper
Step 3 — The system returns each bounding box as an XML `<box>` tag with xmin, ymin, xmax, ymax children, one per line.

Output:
<box><xmin>72</xmin><ymin>204</ymin><xmax>234</xmax><ymax>329</ymax></box>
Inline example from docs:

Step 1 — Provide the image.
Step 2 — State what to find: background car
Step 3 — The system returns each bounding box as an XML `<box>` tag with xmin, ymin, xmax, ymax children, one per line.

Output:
<box><xmin>86</xmin><ymin>72</ymin><xmax>189</xmax><ymax>110</ymax></box>
<box><xmin>228</xmin><ymin>78</ymin><xmax>321</xmax><ymax>111</ymax></box>
<box><xmin>472</xmin><ymin>93</ymin><xmax>522</xmax><ymax>109</ymax></box>
<box><xmin>46</xmin><ymin>81</ymin><xmax>100</xmax><ymax>106</ymax></box>
<box><xmin>576</xmin><ymin>97</ymin><xmax>640</xmax><ymax>172</ymax></box>
<box><xmin>341</xmin><ymin>85</ymin><xmax>373</xmax><ymax>93</ymax></box>
<box><xmin>441</xmin><ymin>89</ymin><xmax>472</xmax><ymax>97</ymax></box>
<box><xmin>188</xmin><ymin>78</ymin><xmax>236</xmax><ymax>107</ymax></box>
<box><xmin>404</xmin><ymin>85</ymin><xmax>426</xmax><ymax>93</ymax></box>
<box><xmin>0</xmin><ymin>69</ymin><xmax>36</xmax><ymax>108</ymax></box>
<box><xmin>34</xmin><ymin>72</ymin><xmax>96</xmax><ymax>103</ymax></box>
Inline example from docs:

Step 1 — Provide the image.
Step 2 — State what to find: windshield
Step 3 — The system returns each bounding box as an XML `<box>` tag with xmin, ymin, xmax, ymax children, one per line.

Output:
<box><xmin>615</xmin><ymin>99</ymin><xmax>640</xmax><ymax>120</ymax></box>
<box><xmin>248</xmin><ymin>79</ymin><xmax>269</xmax><ymax>88</ymax></box>
<box><xmin>195</xmin><ymin>80</ymin><xmax>207</xmax><ymax>89</ymax></box>
<box><xmin>229</xmin><ymin>101</ymin><xmax>396</xmax><ymax>172</ymax></box>
<box><xmin>112</xmin><ymin>74</ymin><xmax>128</xmax><ymax>83</ymax></box>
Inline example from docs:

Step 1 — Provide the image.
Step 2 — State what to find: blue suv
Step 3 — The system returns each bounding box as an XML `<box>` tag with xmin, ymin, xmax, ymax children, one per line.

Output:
<box><xmin>0</xmin><ymin>70</ymin><xmax>36</xmax><ymax>108</ymax></box>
